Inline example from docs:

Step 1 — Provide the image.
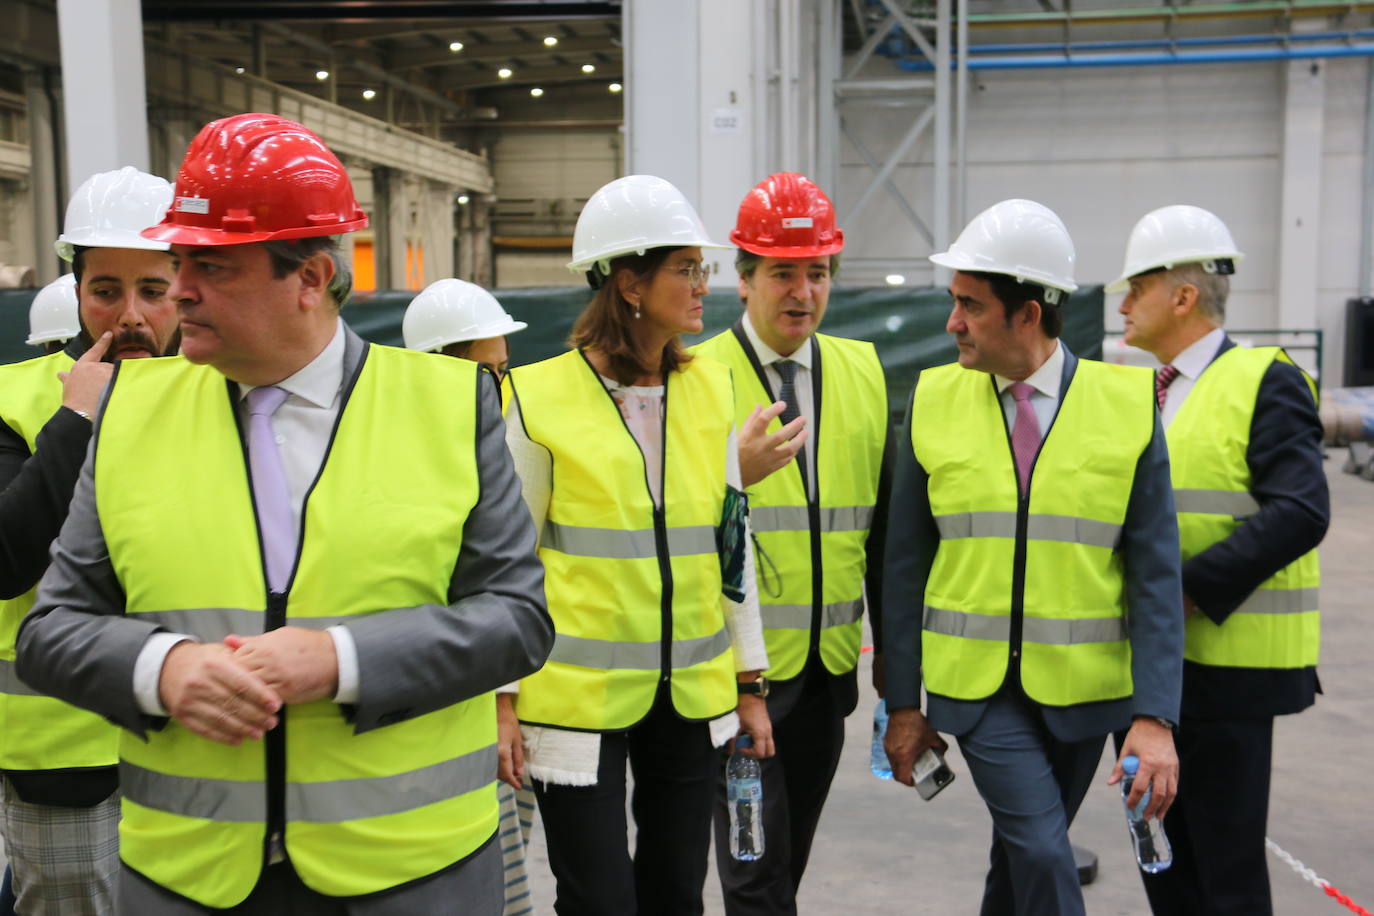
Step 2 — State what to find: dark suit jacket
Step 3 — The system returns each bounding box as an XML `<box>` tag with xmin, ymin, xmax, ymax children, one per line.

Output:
<box><xmin>1177</xmin><ymin>336</ymin><xmax>1328</xmax><ymax>720</ymax></box>
<box><xmin>724</xmin><ymin>323</ymin><xmax>894</xmax><ymax>721</ymax></box>
<box><xmin>15</xmin><ymin>325</ymin><xmax>553</xmax><ymax>906</ymax></box>
<box><xmin>883</xmin><ymin>345</ymin><xmax>1185</xmax><ymax>743</ymax></box>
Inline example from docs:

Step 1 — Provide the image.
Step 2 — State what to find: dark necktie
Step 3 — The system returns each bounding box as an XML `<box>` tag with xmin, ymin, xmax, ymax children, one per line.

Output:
<box><xmin>775</xmin><ymin>359</ymin><xmax>809</xmax><ymax>493</ymax></box>
<box><xmin>245</xmin><ymin>385</ymin><xmax>294</xmax><ymax>592</ymax></box>
<box><xmin>1155</xmin><ymin>365</ymin><xmax>1180</xmax><ymax>410</ymax></box>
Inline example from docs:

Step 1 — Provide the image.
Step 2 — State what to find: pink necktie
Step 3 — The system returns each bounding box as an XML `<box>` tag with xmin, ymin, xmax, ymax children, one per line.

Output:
<box><xmin>245</xmin><ymin>386</ymin><xmax>294</xmax><ymax>592</ymax></box>
<box><xmin>1155</xmin><ymin>365</ymin><xmax>1180</xmax><ymax>410</ymax></box>
<box><xmin>1008</xmin><ymin>381</ymin><xmax>1039</xmax><ymax>496</ymax></box>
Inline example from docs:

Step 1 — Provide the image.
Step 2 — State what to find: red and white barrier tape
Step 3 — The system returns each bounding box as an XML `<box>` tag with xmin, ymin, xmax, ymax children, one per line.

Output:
<box><xmin>1267</xmin><ymin>838</ymin><xmax>1372</xmax><ymax>916</ymax></box>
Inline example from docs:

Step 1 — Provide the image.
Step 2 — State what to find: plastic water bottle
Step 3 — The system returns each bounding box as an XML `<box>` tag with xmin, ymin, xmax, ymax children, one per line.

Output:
<box><xmin>871</xmin><ymin>699</ymin><xmax>893</xmax><ymax>779</ymax></box>
<box><xmin>727</xmin><ymin>735</ymin><xmax>764</xmax><ymax>861</ymax></box>
<box><xmin>1120</xmin><ymin>755</ymin><xmax>1172</xmax><ymax>873</ymax></box>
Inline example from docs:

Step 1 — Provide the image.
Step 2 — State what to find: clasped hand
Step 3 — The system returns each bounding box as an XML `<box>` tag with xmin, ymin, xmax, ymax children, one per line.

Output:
<box><xmin>158</xmin><ymin>628</ymin><xmax>340</xmax><ymax>746</ymax></box>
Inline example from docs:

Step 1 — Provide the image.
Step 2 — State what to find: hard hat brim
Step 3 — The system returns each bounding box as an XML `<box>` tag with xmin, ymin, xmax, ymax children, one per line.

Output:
<box><xmin>732</xmin><ymin>238</ymin><xmax>845</xmax><ymax>259</ymax></box>
<box><xmin>929</xmin><ymin>250</ymin><xmax>1079</xmax><ymax>294</ymax></box>
<box><xmin>141</xmin><ymin>215</ymin><xmax>370</xmax><ymax>247</ymax></box>
<box><xmin>55</xmin><ymin>236</ymin><xmax>171</xmax><ymax>261</ymax></box>
<box><xmin>567</xmin><ymin>240</ymin><xmax>732</xmax><ymax>273</ymax></box>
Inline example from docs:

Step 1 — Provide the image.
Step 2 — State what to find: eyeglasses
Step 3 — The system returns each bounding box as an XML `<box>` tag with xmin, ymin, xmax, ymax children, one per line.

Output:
<box><xmin>664</xmin><ymin>262</ymin><xmax>713</xmax><ymax>287</ymax></box>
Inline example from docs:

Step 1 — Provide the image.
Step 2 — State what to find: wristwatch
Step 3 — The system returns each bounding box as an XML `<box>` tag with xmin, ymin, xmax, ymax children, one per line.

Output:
<box><xmin>737</xmin><ymin>676</ymin><xmax>770</xmax><ymax>698</ymax></box>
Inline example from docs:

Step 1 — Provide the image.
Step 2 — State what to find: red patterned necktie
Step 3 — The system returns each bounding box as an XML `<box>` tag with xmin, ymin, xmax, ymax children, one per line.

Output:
<box><xmin>1008</xmin><ymin>382</ymin><xmax>1039</xmax><ymax>496</ymax></box>
<box><xmin>1155</xmin><ymin>365</ymin><xmax>1180</xmax><ymax>410</ymax></box>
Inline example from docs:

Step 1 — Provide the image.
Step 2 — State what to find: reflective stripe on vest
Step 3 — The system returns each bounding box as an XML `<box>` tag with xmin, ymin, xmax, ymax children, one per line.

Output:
<box><xmin>97</xmin><ymin>348</ymin><xmax>497</xmax><ymax>908</ymax></box>
<box><xmin>506</xmin><ymin>350</ymin><xmax>737</xmax><ymax>730</ymax></box>
<box><xmin>0</xmin><ymin>350</ymin><xmax>118</xmax><ymax>771</ymax></box>
<box><xmin>911</xmin><ymin>358</ymin><xmax>1154</xmax><ymax>706</ymax></box>
<box><xmin>691</xmin><ymin>330</ymin><xmax>886</xmax><ymax>680</ymax></box>
<box><xmin>1167</xmin><ymin>345</ymin><xmax>1321</xmax><ymax>669</ymax></box>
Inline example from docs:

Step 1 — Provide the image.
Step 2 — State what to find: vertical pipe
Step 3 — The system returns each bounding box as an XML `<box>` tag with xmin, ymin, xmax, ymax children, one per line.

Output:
<box><xmin>1361</xmin><ymin>58</ymin><xmax>1374</xmax><ymax>297</ymax></box>
<box><xmin>820</xmin><ymin>0</ymin><xmax>841</xmax><ymax>196</ymax></box>
<box><xmin>956</xmin><ymin>0</ymin><xmax>969</xmax><ymax>229</ymax></box>
<box><xmin>933</xmin><ymin>0</ymin><xmax>951</xmax><ymax>274</ymax></box>
<box><xmin>781</xmin><ymin>0</ymin><xmax>798</xmax><ymax>171</ymax></box>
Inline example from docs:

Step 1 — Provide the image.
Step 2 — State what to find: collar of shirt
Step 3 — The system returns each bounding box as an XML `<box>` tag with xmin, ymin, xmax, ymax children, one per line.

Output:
<box><xmin>741</xmin><ymin>313</ymin><xmax>813</xmax><ymax>372</ymax></box>
<box><xmin>994</xmin><ymin>339</ymin><xmax>1064</xmax><ymax>401</ymax></box>
<box><xmin>236</xmin><ymin>319</ymin><xmax>346</xmax><ymax>409</ymax></box>
<box><xmin>1170</xmin><ymin>326</ymin><xmax>1226</xmax><ymax>381</ymax></box>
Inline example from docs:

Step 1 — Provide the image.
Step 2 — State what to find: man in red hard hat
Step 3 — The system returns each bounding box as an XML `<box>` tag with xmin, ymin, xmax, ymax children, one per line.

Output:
<box><xmin>16</xmin><ymin>113</ymin><xmax>553</xmax><ymax>914</ymax></box>
<box><xmin>693</xmin><ymin>173</ymin><xmax>891</xmax><ymax>915</ymax></box>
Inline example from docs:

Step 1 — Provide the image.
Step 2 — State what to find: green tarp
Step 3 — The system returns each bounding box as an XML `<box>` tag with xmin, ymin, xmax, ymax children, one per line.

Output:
<box><xmin>0</xmin><ymin>284</ymin><xmax>1104</xmax><ymax>411</ymax></box>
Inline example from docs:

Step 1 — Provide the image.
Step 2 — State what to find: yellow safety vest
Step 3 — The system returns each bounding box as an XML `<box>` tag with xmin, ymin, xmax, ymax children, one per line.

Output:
<box><xmin>505</xmin><ymin>349</ymin><xmax>737</xmax><ymax>730</ymax></box>
<box><xmin>910</xmin><ymin>358</ymin><xmax>1155</xmax><ymax>707</ymax></box>
<box><xmin>1168</xmin><ymin>345</ymin><xmax>1320</xmax><ymax>668</ymax></box>
<box><xmin>96</xmin><ymin>348</ymin><xmax>497</xmax><ymax>909</ymax></box>
<box><xmin>691</xmin><ymin>328</ymin><xmax>886</xmax><ymax>680</ymax></box>
<box><xmin>0</xmin><ymin>349</ymin><xmax>119</xmax><ymax>772</ymax></box>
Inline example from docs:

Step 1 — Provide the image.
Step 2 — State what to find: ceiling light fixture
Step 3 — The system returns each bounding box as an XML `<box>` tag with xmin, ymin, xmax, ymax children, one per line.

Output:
<box><xmin>457</xmin><ymin>194</ymin><xmax>471</xmax><ymax>205</ymax></box>
<box><xmin>530</xmin><ymin>87</ymin><xmax>544</xmax><ymax>97</ymax></box>
<box><xmin>885</xmin><ymin>274</ymin><xmax>906</xmax><ymax>286</ymax></box>
<box><xmin>543</xmin><ymin>36</ymin><xmax>558</xmax><ymax>47</ymax></box>
<box><xmin>609</xmin><ymin>82</ymin><xmax>623</xmax><ymax>93</ymax></box>
<box><xmin>315</xmin><ymin>70</ymin><xmax>329</xmax><ymax>80</ymax></box>
<box><xmin>235</xmin><ymin>66</ymin><xmax>246</xmax><ymax>74</ymax></box>
<box><xmin>362</xmin><ymin>88</ymin><xmax>377</xmax><ymax>100</ymax></box>
<box><xmin>498</xmin><ymin>67</ymin><xmax>513</xmax><ymax>79</ymax></box>
<box><xmin>581</xmin><ymin>63</ymin><xmax>595</xmax><ymax>73</ymax></box>
<box><xmin>449</xmin><ymin>41</ymin><xmax>464</xmax><ymax>52</ymax></box>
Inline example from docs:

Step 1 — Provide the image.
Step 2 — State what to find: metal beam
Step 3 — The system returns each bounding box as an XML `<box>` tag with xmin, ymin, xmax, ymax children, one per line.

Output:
<box><xmin>440</xmin><ymin>64</ymin><xmax>620</xmax><ymax>91</ymax></box>
<box><xmin>877</xmin><ymin>0</ymin><xmax>938</xmax><ymax>65</ymax></box>
<box><xmin>385</xmin><ymin>36</ymin><xmax>618</xmax><ymax>70</ymax></box>
<box><xmin>841</xmin><ymin>103</ymin><xmax>935</xmax><ymax>227</ymax></box>
<box><xmin>142</xmin><ymin>2</ymin><xmax>624</xmax><ymax>23</ymax></box>
<box><xmin>258</xmin><ymin>21</ymin><xmax>467</xmax><ymax>116</ymax></box>
<box><xmin>844</xmin><ymin>12</ymin><xmax>896</xmax><ymax>78</ymax></box>
<box><xmin>840</xmin><ymin>116</ymin><xmax>933</xmax><ymax>244</ymax></box>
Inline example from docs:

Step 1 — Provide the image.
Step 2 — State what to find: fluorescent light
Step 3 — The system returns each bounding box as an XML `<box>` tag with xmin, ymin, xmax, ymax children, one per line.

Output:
<box><xmin>449</xmin><ymin>41</ymin><xmax>464</xmax><ymax>52</ymax></box>
<box><xmin>498</xmin><ymin>67</ymin><xmax>513</xmax><ymax>79</ymax></box>
<box><xmin>315</xmin><ymin>70</ymin><xmax>329</xmax><ymax>80</ymax></box>
<box><xmin>362</xmin><ymin>89</ymin><xmax>377</xmax><ymax>100</ymax></box>
<box><xmin>530</xmin><ymin>87</ymin><xmax>544</xmax><ymax>97</ymax></box>
<box><xmin>609</xmin><ymin>82</ymin><xmax>623</xmax><ymax>93</ymax></box>
<box><xmin>885</xmin><ymin>274</ymin><xmax>905</xmax><ymax>285</ymax></box>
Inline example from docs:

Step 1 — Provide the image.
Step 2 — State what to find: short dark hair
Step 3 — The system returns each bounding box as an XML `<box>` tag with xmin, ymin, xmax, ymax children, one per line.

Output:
<box><xmin>260</xmin><ymin>236</ymin><xmax>353</xmax><ymax>309</ymax></box>
<box><xmin>70</xmin><ymin>246</ymin><xmax>90</xmax><ymax>286</ymax></box>
<box><xmin>569</xmin><ymin>246</ymin><xmax>693</xmax><ymax>386</ymax></box>
<box><xmin>966</xmin><ymin>270</ymin><xmax>1064</xmax><ymax>339</ymax></box>
<box><xmin>735</xmin><ymin>249</ymin><xmax>841</xmax><ymax>283</ymax></box>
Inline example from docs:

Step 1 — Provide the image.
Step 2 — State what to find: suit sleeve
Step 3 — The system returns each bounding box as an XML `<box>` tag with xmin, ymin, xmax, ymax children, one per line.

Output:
<box><xmin>0</xmin><ymin>408</ymin><xmax>94</xmax><ymax>599</ymax></box>
<box><xmin>1119</xmin><ymin>409</ymin><xmax>1185</xmax><ymax>722</ymax></box>
<box><xmin>15</xmin><ymin>431</ymin><xmax>164</xmax><ymax>737</ymax></box>
<box><xmin>881</xmin><ymin>381</ymin><xmax>939</xmax><ymax>711</ymax></box>
<box><xmin>344</xmin><ymin>372</ymin><xmax>554</xmax><ymax>732</ymax></box>
<box><xmin>1183</xmin><ymin>360</ymin><xmax>1329</xmax><ymax>623</ymax></box>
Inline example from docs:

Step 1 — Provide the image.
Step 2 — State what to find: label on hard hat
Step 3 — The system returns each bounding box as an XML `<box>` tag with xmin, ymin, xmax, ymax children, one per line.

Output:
<box><xmin>781</xmin><ymin>217</ymin><xmax>813</xmax><ymax>229</ymax></box>
<box><xmin>175</xmin><ymin>196</ymin><xmax>211</xmax><ymax>215</ymax></box>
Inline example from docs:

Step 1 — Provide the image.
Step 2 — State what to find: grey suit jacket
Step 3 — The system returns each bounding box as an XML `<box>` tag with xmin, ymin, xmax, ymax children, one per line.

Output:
<box><xmin>882</xmin><ymin>346</ymin><xmax>1184</xmax><ymax>743</ymax></box>
<box><xmin>16</xmin><ymin>325</ymin><xmax>553</xmax><ymax>906</ymax></box>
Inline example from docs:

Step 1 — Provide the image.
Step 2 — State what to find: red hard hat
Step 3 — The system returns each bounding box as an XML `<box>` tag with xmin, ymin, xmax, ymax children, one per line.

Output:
<box><xmin>730</xmin><ymin>172</ymin><xmax>844</xmax><ymax>258</ymax></box>
<box><xmin>143</xmin><ymin>113</ymin><xmax>368</xmax><ymax>246</ymax></box>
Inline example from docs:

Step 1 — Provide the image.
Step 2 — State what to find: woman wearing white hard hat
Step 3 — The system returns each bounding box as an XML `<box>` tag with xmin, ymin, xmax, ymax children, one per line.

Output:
<box><xmin>501</xmin><ymin>175</ymin><xmax>773</xmax><ymax>915</ymax></box>
<box><xmin>403</xmin><ymin>277</ymin><xmax>527</xmax><ymax>379</ymax></box>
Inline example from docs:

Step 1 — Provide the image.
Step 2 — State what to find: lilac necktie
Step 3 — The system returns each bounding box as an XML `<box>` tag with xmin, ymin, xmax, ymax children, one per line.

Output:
<box><xmin>1155</xmin><ymin>364</ymin><xmax>1180</xmax><ymax>410</ymax></box>
<box><xmin>245</xmin><ymin>385</ymin><xmax>294</xmax><ymax>592</ymax></box>
<box><xmin>1008</xmin><ymin>381</ymin><xmax>1040</xmax><ymax>496</ymax></box>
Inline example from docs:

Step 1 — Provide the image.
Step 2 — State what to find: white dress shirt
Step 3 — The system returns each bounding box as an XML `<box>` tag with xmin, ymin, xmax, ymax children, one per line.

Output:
<box><xmin>1159</xmin><ymin>327</ymin><xmax>1225</xmax><ymax>429</ymax></box>
<box><xmin>133</xmin><ymin>321</ymin><xmax>362</xmax><ymax>714</ymax></box>
<box><xmin>741</xmin><ymin>314</ymin><xmax>817</xmax><ymax>499</ymax></box>
<box><xmin>994</xmin><ymin>340</ymin><xmax>1065</xmax><ymax>438</ymax></box>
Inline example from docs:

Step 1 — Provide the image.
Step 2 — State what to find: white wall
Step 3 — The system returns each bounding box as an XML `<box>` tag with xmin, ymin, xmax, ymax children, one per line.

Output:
<box><xmin>835</xmin><ymin>55</ymin><xmax>1370</xmax><ymax>383</ymax></box>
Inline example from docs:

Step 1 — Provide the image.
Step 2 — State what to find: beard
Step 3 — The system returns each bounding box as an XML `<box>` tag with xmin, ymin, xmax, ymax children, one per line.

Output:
<box><xmin>85</xmin><ymin>326</ymin><xmax>182</xmax><ymax>362</ymax></box>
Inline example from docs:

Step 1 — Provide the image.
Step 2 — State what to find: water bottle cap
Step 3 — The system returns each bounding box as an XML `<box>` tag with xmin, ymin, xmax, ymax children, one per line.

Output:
<box><xmin>736</xmin><ymin>734</ymin><xmax>754</xmax><ymax>750</ymax></box>
<box><xmin>1121</xmin><ymin>755</ymin><xmax>1140</xmax><ymax>775</ymax></box>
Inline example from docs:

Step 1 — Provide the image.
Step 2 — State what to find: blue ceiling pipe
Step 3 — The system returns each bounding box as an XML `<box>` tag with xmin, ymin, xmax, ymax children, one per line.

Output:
<box><xmin>964</xmin><ymin>29</ymin><xmax>1374</xmax><ymax>54</ymax></box>
<box><xmin>893</xmin><ymin>41</ymin><xmax>1374</xmax><ymax>69</ymax></box>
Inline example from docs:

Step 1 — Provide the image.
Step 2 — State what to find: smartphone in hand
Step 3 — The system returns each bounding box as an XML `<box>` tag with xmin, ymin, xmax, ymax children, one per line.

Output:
<box><xmin>914</xmin><ymin>747</ymin><xmax>956</xmax><ymax>801</ymax></box>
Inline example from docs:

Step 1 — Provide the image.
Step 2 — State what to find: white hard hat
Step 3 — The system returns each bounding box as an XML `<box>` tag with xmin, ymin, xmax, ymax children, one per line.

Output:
<box><xmin>567</xmin><ymin>175</ymin><xmax>729</xmax><ymax>281</ymax></box>
<box><xmin>27</xmin><ymin>273</ymin><xmax>80</xmax><ymax>346</ymax></box>
<box><xmin>1107</xmin><ymin>205</ymin><xmax>1244</xmax><ymax>293</ymax></box>
<box><xmin>403</xmin><ymin>278</ymin><xmax>527</xmax><ymax>353</ymax></box>
<box><xmin>55</xmin><ymin>167</ymin><xmax>173</xmax><ymax>261</ymax></box>
<box><xmin>929</xmin><ymin>199</ymin><xmax>1079</xmax><ymax>303</ymax></box>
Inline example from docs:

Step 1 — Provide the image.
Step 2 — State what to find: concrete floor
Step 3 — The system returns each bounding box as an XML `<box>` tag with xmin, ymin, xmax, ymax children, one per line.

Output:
<box><xmin>523</xmin><ymin>457</ymin><xmax>1374</xmax><ymax>914</ymax></box>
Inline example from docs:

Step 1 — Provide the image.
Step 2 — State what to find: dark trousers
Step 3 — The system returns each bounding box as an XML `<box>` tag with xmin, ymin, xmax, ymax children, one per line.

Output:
<box><xmin>712</xmin><ymin>669</ymin><xmax>845</xmax><ymax>916</ymax></box>
<box><xmin>958</xmin><ymin>691</ymin><xmax>1103</xmax><ymax>916</ymax></box>
<box><xmin>533</xmin><ymin>694</ymin><xmax>718</xmax><ymax>916</ymax></box>
<box><xmin>1132</xmin><ymin>716</ymin><xmax>1275</xmax><ymax>916</ymax></box>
